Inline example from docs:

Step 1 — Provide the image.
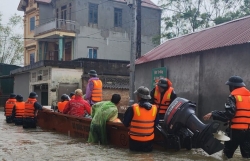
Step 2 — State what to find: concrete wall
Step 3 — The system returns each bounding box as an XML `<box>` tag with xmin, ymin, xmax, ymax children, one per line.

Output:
<box><xmin>135</xmin><ymin>43</ymin><xmax>250</xmax><ymax>119</ymax></box>
<box><xmin>199</xmin><ymin>44</ymin><xmax>250</xmax><ymax>118</ymax></box>
<box><xmin>73</xmin><ymin>0</ymin><xmax>160</xmax><ymax>60</ymax></box>
<box><xmin>50</xmin><ymin>68</ymin><xmax>82</xmax><ymax>105</ymax></box>
<box><xmin>39</xmin><ymin>3</ymin><xmax>54</xmax><ymax>24</ymax></box>
<box><xmin>13</xmin><ymin>73</ymin><xmax>30</xmax><ymax>101</ymax></box>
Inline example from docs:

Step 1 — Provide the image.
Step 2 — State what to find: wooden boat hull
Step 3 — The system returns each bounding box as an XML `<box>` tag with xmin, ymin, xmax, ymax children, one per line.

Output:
<box><xmin>37</xmin><ymin>110</ymin><xmax>166</xmax><ymax>149</ymax></box>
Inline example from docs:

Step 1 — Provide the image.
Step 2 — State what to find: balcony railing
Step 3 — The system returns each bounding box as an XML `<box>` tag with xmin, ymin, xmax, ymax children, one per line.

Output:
<box><xmin>35</xmin><ymin>19</ymin><xmax>77</xmax><ymax>36</ymax></box>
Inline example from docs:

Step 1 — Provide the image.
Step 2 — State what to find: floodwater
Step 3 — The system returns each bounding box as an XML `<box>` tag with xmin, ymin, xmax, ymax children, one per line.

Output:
<box><xmin>0</xmin><ymin>112</ymin><xmax>244</xmax><ymax>161</ymax></box>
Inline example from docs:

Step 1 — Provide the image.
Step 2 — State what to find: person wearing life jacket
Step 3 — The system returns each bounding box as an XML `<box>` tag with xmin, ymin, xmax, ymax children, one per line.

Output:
<box><xmin>23</xmin><ymin>92</ymin><xmax>50</xmax><ymax>129</ymax></box>
<box><xmin>203</xmin><ymin>76</ymin><xmax>250</xmax><ymax>159</ymax></box>
<box><xmin>57</xmin><ymin>94</ymin><xmax>69</xmax><ymax>113</ymax></box>
<box><xmin>123</xmin><ymin>86</ymin><xmax>159</xmax><ymax>152</ymax></box>
<box><xmin>84</xmin><ymin>70</ymin><xmax>103</xmax><ymax>106</ymax></box>
<box><xmin>12</xmin><ymin>95</ymin><xmax>25</xmax><ymax>125</ymax></box>
<box><xmin>4</xmin><ymin>93</ymin><xmax>17</xmax><ymax>123</ymax></box>
<box><xmin>150</xmin><ymin>78</ymin><xmax>177</xmax><ymax>119</ymax></box>
<box><xmin>69</xmin><ymin>92</ymin><xmax>75</xmax><ymax>100</ymax></box>
<box><xmin>63</xmin><ymin>89</ymin><xmax>91</xmax><ymax>117</ymax></box>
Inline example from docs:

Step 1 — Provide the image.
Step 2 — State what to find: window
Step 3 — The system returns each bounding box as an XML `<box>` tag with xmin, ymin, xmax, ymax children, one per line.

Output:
<box><xmin>61</xmin><ymin>5</ymin><xmax>67</xmax><ymax>20</ymax></box>
<box><xmin>30</xmin><ymin>17</ymin><xmax>35</xmax><ymax>31</ymax></box>
<box><xmin>88</xmin><ymin>48</ymin><xmax>97</xmax><ymax>59</ymax></box>
<box><xmin>56</xmin><ymin>8</ymin><xmax>59</xmax><ymax>19</ymax></box>
<box><xmin>114</xmin><ymin>8</ymin><xmax>122</xmax><ymax>27</ymax></box>
<box><xmin>69</xmin><ymin>3</ymin><xmax>72</xmax><ymax>20</ymax></box>
<box><xmin>30</xmin><ymin>53</ymin><xmax>35</xmax><ymax>64</ymax></box>
<box><xmin>89</xmin><ymin>3</ymin><xmax>98</xmax><ymax>24</ymax></box>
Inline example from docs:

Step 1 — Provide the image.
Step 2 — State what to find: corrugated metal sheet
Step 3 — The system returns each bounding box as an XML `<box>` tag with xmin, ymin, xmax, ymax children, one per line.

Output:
<box><xmin>135</xmin><ymin>16</ymin><xmax>250</xmax><ymax>65</ymax></box>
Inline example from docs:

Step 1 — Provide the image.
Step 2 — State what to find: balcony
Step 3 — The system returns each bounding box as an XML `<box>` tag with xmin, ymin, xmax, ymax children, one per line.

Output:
<box><xmin>34</xmin><ymin>19</ymin><xmax>77</xmax><ymax>37</ymax></box>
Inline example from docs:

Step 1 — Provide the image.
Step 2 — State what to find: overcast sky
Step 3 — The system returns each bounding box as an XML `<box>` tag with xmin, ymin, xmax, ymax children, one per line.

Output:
<box><xmin>0</xmin><ymin>0</ymin><xmax>159</xmax><ymax>29</ymax></box>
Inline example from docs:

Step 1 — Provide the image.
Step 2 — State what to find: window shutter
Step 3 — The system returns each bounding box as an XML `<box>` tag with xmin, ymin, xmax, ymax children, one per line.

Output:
<box><xmin>89</xmin><ymin>49</ymin><xmax>93</xmax><ymax>58</ymax></box>
<box><xmin>93</xmin><ymin>49</ymin><xmax>97</xmax><ymax>59</ymax></box>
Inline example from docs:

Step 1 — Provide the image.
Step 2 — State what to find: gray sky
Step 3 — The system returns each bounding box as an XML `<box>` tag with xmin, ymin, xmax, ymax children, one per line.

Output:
<box><xmin>0</xmin><ymin>0</ymin><xmax>24</xmax><ymax>24</ymax></box>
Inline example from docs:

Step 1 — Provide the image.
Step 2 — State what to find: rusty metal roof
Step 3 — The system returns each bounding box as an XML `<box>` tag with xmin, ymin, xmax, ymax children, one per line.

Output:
<box><xmin>135</xmin><ymin>16</ymin><xmax>250</xmax><ymax>65</ymax></box>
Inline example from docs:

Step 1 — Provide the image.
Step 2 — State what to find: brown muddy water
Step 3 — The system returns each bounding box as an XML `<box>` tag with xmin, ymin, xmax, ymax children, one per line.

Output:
<box><xmin>0</xmin><ymin>112</ymin><xmax>244</xmax><ymax>161</ymax></box>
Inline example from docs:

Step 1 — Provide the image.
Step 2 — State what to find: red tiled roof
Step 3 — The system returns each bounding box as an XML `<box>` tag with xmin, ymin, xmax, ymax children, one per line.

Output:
<box><xmin>136</xmin><ymin>16</ymin><xmax>250</xmax><ymax>65</ymax></box>
<box><xmin>115</xmin><ymin>0</ymin><xmax>160</xmax><ymax>10</ymax></box>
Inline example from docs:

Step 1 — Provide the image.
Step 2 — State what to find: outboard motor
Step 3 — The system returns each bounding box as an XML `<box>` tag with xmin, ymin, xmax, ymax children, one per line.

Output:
<box><xmin>163</xmin><ymin>97</ymin><xmax>224</xmax><ymax>155</ymax></box>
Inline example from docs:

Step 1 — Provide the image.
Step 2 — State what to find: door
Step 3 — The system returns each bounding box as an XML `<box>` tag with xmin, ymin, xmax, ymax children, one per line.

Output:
<box><xmin>65</xmin><ymin>42</ymin><xmax>72</xmax><ymax>61</ymax></box>
<box><xmin>41</xmin><ymin>92</ymin><xmax>48</xmax><ymax>106</ymax></box>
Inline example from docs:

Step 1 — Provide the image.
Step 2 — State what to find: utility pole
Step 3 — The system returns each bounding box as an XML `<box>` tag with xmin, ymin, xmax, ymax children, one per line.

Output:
<box><xmin>129</xmin><ymin>0</ymin><xmax>137</xmax><ymax>106</ymax></box>
<box><xmin>136</xmin><ymin>0</ymin><xmax>141</xmax><ymax>59</ymax></box>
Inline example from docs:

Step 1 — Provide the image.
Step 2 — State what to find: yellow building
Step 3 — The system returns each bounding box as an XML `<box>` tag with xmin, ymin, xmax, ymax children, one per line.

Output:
<box><xmin>18</xmin><ymin>0</ymin><xmax>161</xmax><ymax>65</ymax></box>
<box><xmin>18</xmin><ymin>0</ymin><xmax>76</xmax><ymax>66</ymax></box>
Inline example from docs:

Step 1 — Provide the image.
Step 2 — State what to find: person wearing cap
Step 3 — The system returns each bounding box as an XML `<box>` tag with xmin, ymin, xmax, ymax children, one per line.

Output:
<box><xmin>63</xmin><ymin>89</ymin><xmax>91</xmax><ymax>117</ymax></box>
<box><xmin>84</xmin><ymin>70</ymin><xmax>103</xmax><ymax>106</ymax></box>
<box><xmin>150</xmin><ymin>78</ymin><xmax>177</xmax><ymax>119</ymax></box>
<box><xmin>4</xmin><ymin>93</ymin><xmax>17</xmax><ymax>123</ymax></box>
<box><xmin>88</xmin><ymin>94</ymin><xmax>121</xmax><ymax>145</ymax></box>
<box><xmin>203</xmin><ymin>76</ymin><xmax>250</xmax><ymax>159</ymax></box>
<box><xmin>57</xmin><ymin>94</ymin><xmax>70</xmax><ymax>113</ymax></box>
<box><xmin>11</xmin><ymin>95</ymin><xmax>25</xmax><ymax>125</ymax></box>
<box><xmin>123</xmin><ymin>86</ymin><xmax>159</xmax><ymax>152</ymax></box>
<box><xmin>23</xmin><ymin>92</ymin><xmax>50</xmax><ymax>128</ymax></box>
<box><xmin>69</xmin><ymin>92</ymin><xmax>75</xmax><ymax>100</ymax></box>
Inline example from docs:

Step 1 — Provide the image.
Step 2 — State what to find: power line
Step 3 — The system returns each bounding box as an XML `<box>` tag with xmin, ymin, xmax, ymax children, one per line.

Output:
<box><xmin>142</xmin><ymin>1</ymin><xmax>185</xmax><ymax>14</ymax></box>
<box><xmin>1</xmin><ymin>17</ymin><xmax>159</xmax><ymax>40</ymax></box>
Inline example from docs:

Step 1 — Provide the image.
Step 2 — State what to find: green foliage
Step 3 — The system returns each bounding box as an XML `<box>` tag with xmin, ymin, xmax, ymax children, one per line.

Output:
<box><xmin>152</xmin><ymin>35</ymin><xmax>161</xmax><ymax>45</ymax></box>
<box><xmin>0</xmin><ymin>12</ymin><xmax>24</xmax><ymax>65</ymax></box>
<box><xmin>159</xmin><ymin>0</ymin><xmax>250</xmax><ymax>40</ymax></box>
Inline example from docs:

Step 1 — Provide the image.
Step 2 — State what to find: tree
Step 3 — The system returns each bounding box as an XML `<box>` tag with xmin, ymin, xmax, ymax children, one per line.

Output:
<box><xmin>157</xmin><ymin>0</ymin><xmax>250</xmax><ymax>41</ymax></box>
<box><xmin>0</xmin><ymin>12</ymin><xmax>24</xmax><ymax>65</ymax></box>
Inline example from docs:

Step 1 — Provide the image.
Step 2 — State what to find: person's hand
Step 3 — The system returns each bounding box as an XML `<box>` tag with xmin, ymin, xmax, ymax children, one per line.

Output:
<box><xmin>203</xmin><ymin>112</ymin><xmax>212</xmax><ymax>121</ymax></box>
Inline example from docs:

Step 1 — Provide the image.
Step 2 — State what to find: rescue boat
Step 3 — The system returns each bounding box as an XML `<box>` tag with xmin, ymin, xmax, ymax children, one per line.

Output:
<box><xmin>37</xmin><ymin>97</ymin><xmax>227</xmax><ymax>155</ymax></box>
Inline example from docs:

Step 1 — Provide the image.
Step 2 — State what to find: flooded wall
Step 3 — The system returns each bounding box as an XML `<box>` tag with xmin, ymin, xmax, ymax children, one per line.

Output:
<box><xmin>135</xmin><ymin>43</ymin><xmax>250</xmax><ymax>118</ymax></box>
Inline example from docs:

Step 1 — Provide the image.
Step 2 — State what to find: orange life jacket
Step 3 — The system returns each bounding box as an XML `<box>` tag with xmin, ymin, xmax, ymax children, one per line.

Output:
<box><xmin>15</xmin><ymin>102</ymin><xmax>25</xmax><ymax>118</ymax></box>
<box><xmin>129</xmin><ymin>103</ymin><xmax>157</xmax><ymax>142</ymax></box>
<box><xmin>24</xmin><ymin>98</ymin><xmax>37</xmax><ymax>118</ymax></box>
<box><xmin>91</xmin><ymin>79</ymin><xmax>102</xmax><ymax>102</ymax></box>
<box><xmin>154</xmin><ymin>86</ymin><xmax>173</xmax><ymax>114</ymax></box>
<box><xmin>71</xmin><ymin>95</ymin><xmax>75</xmax><ymax>100</ymax></box>
<box><xmin>230</xmin><ymin>87</ymin><xmax>250</xmax><ymax>130</ymax></box>
<box><xmin>57</xmin><ymin>101</ymin><xmax>68</xmax><ymax>113</ymax></box>
<box><xmin>5</xmin><ymin>98</ymin><xmax>16</xmax><ymax>116</ymax></box>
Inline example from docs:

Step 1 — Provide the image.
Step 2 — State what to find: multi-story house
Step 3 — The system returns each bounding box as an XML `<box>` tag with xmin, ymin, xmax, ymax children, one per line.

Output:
<box><xmin>18</xmin><ymin>0</ymin><xmax>161</xmax><ymax>65</ymax></box>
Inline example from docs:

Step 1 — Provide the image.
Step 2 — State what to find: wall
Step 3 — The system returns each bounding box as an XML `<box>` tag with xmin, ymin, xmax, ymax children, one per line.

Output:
<box><xmin>73</xmin><ymin>0</ymin><xmax>161</xmax><ymax>61</ymax></box>
<box><xmin>39</xmin><ymin>3</ymin><xmax>55</xmax><ymax>24</ymax></box>
<box><xmin>50</xmin><ymin>68</ymin><xmax>82</xmax><ymax>105</ymax></box>
<box><xmin>198</xmin><ymin>44</ymin><xmax>250</xmax><ymax>118</ymax></box>
<box><xmin>134</xmin><ymin>43</ymin><xmax>250</xmax><ymax>119</ymax></box>
<box><xmin>13</xmin><ymin>73</ymin><xmax>30</xmax><ymax>101</ymax></box>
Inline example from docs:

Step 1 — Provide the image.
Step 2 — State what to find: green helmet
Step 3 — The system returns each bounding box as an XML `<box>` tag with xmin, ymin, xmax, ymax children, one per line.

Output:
<box><xmin>134</xmin><ymin>86</ymin><xmax>151</xmax><ymax>99</ymax></box>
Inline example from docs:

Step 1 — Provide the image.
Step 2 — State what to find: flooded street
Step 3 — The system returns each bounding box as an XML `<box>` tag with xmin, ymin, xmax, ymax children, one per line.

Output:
<box><xmin>0</xmin><ymin>111</ymin><xmax>244</xmax><ymax>161</ymax></box>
